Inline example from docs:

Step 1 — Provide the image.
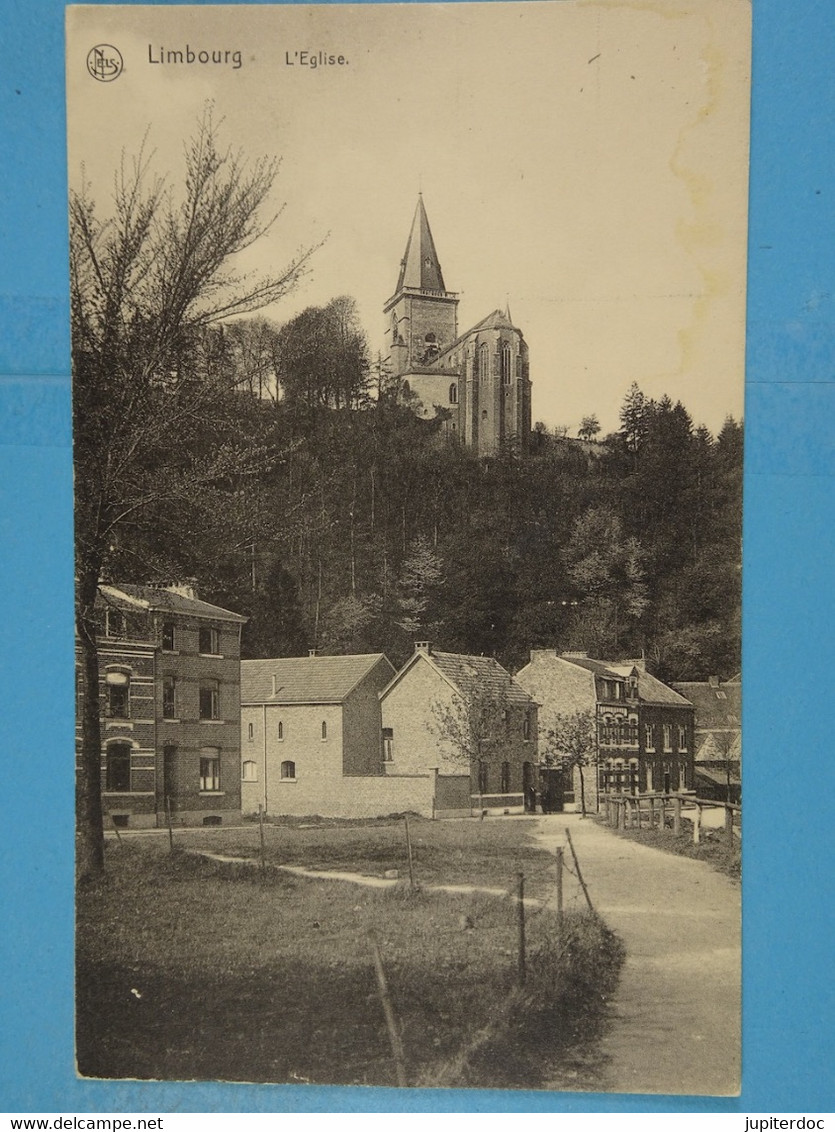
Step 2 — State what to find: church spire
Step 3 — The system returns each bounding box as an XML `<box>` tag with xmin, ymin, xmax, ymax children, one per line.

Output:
<box><xmin>395</xmin><ymin>195</ymin><xmax>447</xmax><ymax>294</ymax></box>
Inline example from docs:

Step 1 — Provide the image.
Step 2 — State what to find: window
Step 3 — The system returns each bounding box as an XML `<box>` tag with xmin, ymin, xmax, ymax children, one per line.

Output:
<box><xmin>321</xmin><ymin>720</ymin><xmax>328</xmax><ymax>740</ymax></box>
<box><xmin>199</xmin><ymin>682</ymin><xmax>219</xmax><ymax>720</ymax></box>
<box><xmin>161</xmin><ymin>621</ymin><xmax>175</xmax><ymax>650</ymax></box>
<box><xmin>105</xmin><ymin>609</ymin><xmax>125</xmax><ymax>638</ymax></box>
<box><xmin>280</xmin><ymin>760</ymin><xmax>296</xmax><ymax>780</ymax></box>
<box><xmin>242</xmin><ymin>760</ymin><xmax>258</xmax><ymax>782</ymax></box>
<box><xmin>663</xmin><ymin>723</ymin><xmax>673</xmax><ymax>752</ymax></box>
<box><xmin>247</xmin><ymin>722</ymin><xmax>254</xmax><ymax>741</ymax></box>
<box><xmin>382</xmin><ymin>727</ymin><xmax>394</xmax><ymax>762</ymax></box>
<box><xmin>501</xmin><ymin>761</ymin><xmax>511</xmax><ymax>794</ymax></box>
<box><xmin>478</xmin><ymin>760</ymin><xmax>489</xmax><ymax>795</ymax></box>
<box><xmin>105</xmin><ymin>743</ymin><xmax>131</xmax><ymax>792</ymax></box>
<box><xmin>199</xmin><ymin>750</ymin><xmax>220</xmax><ymax>792</ymax></box>
<box><xmin>277</xmin><ymin>720</ymin><xmax>284</xmax><ymax>741</ymax></box>
<box><xmin>500</xmin><ymin>341</ymin><xmax>511</xmax><ymax>385</ymax></box>
<box><xmin>678</xmin><ymin>724</ymin><xmax>688</xmax><ymax>751</ymax></box>
<box><xmin>198</xmin><ymin>626</ymin><xmax>219</xmax><ymax>654</ymax></box>
<box><xmin>478</xmin><ymin>343</ymin><xmax>489</xmax><ymax>380</ymax></box>
<box><xmin>523</xmin><ymin>712</ymin><xmax>531</xmax><ymax>741</ymax></box>
<box><xmin>162</xmin><ymin>676</ymin><xmax>176</xmax><ymax>720</ymax></box>
<box><xmin>106</xmin><ymin>670</ymin><xmax>130</xmax><ymax>718</ymax></box>
<box><xmin>645</xmin><ymin>723</ymin><xmax>656</xmax><ymax>751</ymax></box>
<box><xmin>449</xmin><ymin>383</ymin><xmax>458</xmax><ymax>404</ymax></box>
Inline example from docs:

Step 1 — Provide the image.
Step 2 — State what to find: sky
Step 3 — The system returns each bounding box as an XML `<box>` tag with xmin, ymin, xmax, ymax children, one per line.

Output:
<box><xmin>67</xmin><ymin>0</ymin><xmax>751</xmax><ymax>436</ymax></box>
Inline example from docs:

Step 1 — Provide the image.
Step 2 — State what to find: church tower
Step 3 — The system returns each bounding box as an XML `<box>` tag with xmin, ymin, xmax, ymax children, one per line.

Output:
<box><xmin>383</xmin><ymin>196</ymin><xmax>532</xmax><ymax>456</ymax></box>
<box><xmin>384</xmin><ymin>195</ymin><xmax>459</xmax><ymax>376</ymax></box>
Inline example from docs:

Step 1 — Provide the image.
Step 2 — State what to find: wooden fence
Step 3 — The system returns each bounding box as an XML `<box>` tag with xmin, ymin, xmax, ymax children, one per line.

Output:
<box><xmin>603</xmin><ymin>791</ymin><xmax>741</xmax><ymax>845</ymax></box>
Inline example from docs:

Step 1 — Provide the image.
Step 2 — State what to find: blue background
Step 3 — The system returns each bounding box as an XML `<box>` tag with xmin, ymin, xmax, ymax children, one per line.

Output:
<box><xmin>1</xmin><ymin>0</ymin><xmax>833</xmax><ymax>1113</ymax></box>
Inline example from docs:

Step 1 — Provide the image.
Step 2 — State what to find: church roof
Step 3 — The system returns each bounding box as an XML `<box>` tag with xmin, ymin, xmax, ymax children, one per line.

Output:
<box><xmin>467</xmin><ymin>308</ymin><xmax>519</xmax><ymax>334</ymax></box>
<box><xmin>395</xmin><ymin>195</ymin><xmax>447</xmax><ymax>294</ymax></box>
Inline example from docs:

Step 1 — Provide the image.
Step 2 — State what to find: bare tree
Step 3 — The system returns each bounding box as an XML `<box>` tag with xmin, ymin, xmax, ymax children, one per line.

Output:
<box><xmin>71</xmin><ymin>109</ymin><xmax>319</xmax><ymax>879</ymax></box>
<box><xmin>542</xmin><ymin>710</ymin><xmax>598</xmax><ymax>817</ymax></box>
<box><xmin>430</xmin><ymin>681</ymin><xmax>519</xmax><ymax>809</ymax></box>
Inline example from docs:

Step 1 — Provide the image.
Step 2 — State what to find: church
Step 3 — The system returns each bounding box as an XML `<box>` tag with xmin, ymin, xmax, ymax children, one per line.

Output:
<box><xmin>384</xmin><ymin>196</ymin><xmax>532</xmax><ymax>456</ymax></box>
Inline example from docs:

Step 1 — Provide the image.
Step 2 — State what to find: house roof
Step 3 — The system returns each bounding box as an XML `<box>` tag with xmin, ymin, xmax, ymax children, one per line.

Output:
<box><xmin>382</xmin><ymin>648</ymin><xmax>534</xmax><ymax>707</ymax></box>
<box><xmin>542</xmin><ymin>654</ymin><xmax>691</xmax><ymax>707</ymax></box>
<box><xmin>672</xmin><ymin>681</ymin><xmax>741</xmax><ymax>729</ymax></box>
<box><xmin>695</xmin><ymin>765</ymin><xmax>741</xmax><ymax>787</ymax></box>
<box><xmin>606</xmin><ymin>665</ymin><xmax>693</xmax><ymax>707</ymax></box>
<box><xmin>241</xmin><ymin>654</ymin><xmax>393</xmax><ymax>705</ymax></box>
<box><xmin>100</xmin><ymin>584</ymin><xmax>247</xmax><ymax>623</ymax></box>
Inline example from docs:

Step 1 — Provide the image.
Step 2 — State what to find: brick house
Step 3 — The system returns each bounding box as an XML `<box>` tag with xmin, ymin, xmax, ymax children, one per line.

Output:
<box><xmin>379</xmin><ymin>643</ymin><xmax>538</xmax><ymax>817</ymax></box>
<box><xmin>240</xmin><ymin>653</ymin><xmax>438</xmax><ymax>819</ymax></box>
<box><xmin>76</xmin><ymin>584</ymin><xmax>247</xmax><ymax>829</ymax></box>
<box><xmin>515</xmin><ymin>651</ymin><xmax>695</xmax><ymax>808</ymax></box>
<box><xmin>672</xmin><ymin>676</ymin><xmax>741</xmax><ymax>802</ymax></box>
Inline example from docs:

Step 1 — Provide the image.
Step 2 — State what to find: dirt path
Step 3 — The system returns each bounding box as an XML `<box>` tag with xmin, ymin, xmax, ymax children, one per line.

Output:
<box><xmin>534</xmin><ymin>814</ymin><xmax>740</xmax><ymax>1097</ymax></box>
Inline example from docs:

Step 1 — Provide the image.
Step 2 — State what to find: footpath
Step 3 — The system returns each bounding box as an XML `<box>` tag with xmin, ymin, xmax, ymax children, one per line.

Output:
<box><xmin>535</xmin><ymin>814</ymin><xmax>741</xmax><ymax>1097</ymax></box>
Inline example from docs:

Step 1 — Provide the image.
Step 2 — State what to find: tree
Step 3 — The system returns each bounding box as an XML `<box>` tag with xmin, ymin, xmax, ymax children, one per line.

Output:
<box><xmin>275</xmin><ymin>296</ymin><xmax>370</xmax><ymax>411</ymax></box>
<box><xmin>578</xmin><ymin>414</ymin><xmax>601</xmax><ymax>442</ymax></box>
<box><xmin>542</xmin><ymin>710</ymin><xmax>599</xmax><ymax>817</ymax></box>
<box><xmin>394</xmin><ymin>534</ymin><xmax>444</xmax><ymax>637</ymax></box>
<box><xmin>430</xmin><ymin>677</ymin><xmax>516</xmax><ymax>794</ymax></box>
<box><xmin>71</xmin><ymin>110</ymin><xmax>317</xmax><ymax>879</ymax></box>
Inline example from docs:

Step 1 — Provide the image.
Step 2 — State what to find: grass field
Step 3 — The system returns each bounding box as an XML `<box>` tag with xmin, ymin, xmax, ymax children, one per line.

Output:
<box><xmin>77</xmin><ymin>818</ymin><xmax>625</xmax><ymax>1090</ymax></box>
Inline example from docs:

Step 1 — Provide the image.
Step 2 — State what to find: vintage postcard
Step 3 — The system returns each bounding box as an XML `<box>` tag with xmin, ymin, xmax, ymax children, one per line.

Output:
<box><xmin>67</xmin><ymin>0</ymin><xmax>749</xmax><ymax>1096</ymax></box>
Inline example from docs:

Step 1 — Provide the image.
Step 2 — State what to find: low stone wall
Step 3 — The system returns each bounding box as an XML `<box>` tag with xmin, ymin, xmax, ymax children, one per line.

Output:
<box><xmin>245</xmin><ymin>772</ymin><xmax>437</xmax><ymax>820</ymax></box>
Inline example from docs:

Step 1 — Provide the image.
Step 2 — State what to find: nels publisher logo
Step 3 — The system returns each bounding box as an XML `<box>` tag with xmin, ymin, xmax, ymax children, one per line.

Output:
<box><xmin>86</xmin><ymin>44</ymin><xmax>123</xmax><ymax>82</ymax></box>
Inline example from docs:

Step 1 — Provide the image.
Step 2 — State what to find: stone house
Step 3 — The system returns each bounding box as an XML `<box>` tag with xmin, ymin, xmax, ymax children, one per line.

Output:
<box><xmin>379</xmin><ymin>643</ymin><xmax>538</xmax><ymax>817</ymax></box>
<box><xmin>515</xmin><ymin>651</ymin><xmax>695</xmax><ymax>808</ymax></box>
<box><xmin>672</xmin><ymin>676</ymin><xmax>741</xmax><ymax>802</ymax></box>
<box><xmin>76</xmin><ymin>583</ymin><xmax>247</xmax><ymax>829</ymax></box>
<box><xmin>240</xmin><ymin>653</ymin><xmax>435</xmax><ymax>819</ymax></box>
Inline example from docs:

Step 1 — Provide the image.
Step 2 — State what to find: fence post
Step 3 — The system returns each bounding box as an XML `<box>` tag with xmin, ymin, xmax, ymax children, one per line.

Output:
<box><xmin>673</xmin><ymin>795</ymin><xmax>682</xmax><ymax>836</ymax></box>
<box><xmin>516</xmin><ymin>872</ymin><xmax>526</xmax><ymax>986</ymax></box>
<box><xmin>565</xmin><ymin>827</ymin><xmax>595</xmax><ymax>914</ymax></box>
<box><xmin>165</xmin><ymin>796</ymin><xmax>174</xmax><ymax>853</ymax></box>
<box><xmin>404</xmin><ymin>813</ymin><xmax>416</xmax><ymax>890</ymax></box>
<box><xmin>258</xmin><ymin>803</ymin><xmax>266</xmax><ymax>875</ymax></box>
<box><xmin>107</xmin><ymin>811</ymin><xmax>123</xmax><ymax>844</ymax></box>
<box><xmin>368</xmin><ymin>930</ymin><xmax>408</xmax><ymax>1087</ymax></box>
<box><xmin>724</xmin><ymin>804</ymin><xmax>734</xmax><ymax>843</ymax></box>
<box><xmin>693</xmin><ymin>802</ymin><xmax>702</xmax><ymax>845</ymax></box>
<box><xmin>658</xmin><ymin>795</ymin><xmax>666</xmax><ymax>831</ymax></box>
<box><xmin>555</xmin><ymin>847</ymin><xmax>564</xmax><ymax>934</ymax></box>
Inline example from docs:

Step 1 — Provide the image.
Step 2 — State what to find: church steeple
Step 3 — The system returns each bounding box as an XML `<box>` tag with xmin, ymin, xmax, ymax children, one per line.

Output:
<box><xmin>384</xmin><ymin>195</ymin><xmax>459</xmax><ymax>375</ymax></box>
<box><xmin>395</xmin><ymin>194</ymin><xmax>447</xmax><ymax>294</ymax></box>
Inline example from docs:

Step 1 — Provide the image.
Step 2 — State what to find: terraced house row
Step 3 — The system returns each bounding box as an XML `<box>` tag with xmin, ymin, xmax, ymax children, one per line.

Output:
<box><xmin>77</xmin><ymin>587</ymin><xmax>700</xmax><ymax>828</ymax></box>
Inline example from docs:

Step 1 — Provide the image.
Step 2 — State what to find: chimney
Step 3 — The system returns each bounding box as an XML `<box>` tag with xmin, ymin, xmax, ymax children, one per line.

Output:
<box><xmin>708</xmin><ymin>675</ymin><xmax>720</xmax><ymax>688</ymax></box>
<box><xmin>415</xmin><ymin>641</ymin><xmax>431</xmax><ymax>655</ymax></box>
<box><xmin>309</xmin><ymin>649</ymin><xmax>318</xmax><ymax>658</ymax></box>
<box><xmin>165</xmin><ymin>581</ymin><xmax>197</xmax><ymax>601</ymax></box>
